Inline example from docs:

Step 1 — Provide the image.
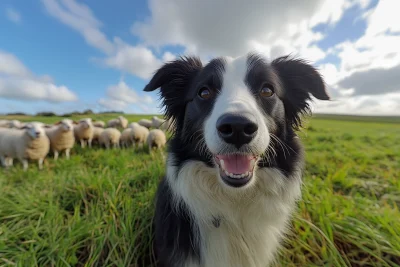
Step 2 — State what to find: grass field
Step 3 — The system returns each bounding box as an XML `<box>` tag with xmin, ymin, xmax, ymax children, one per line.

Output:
<box><xmin>0</xmin><ymin>114</ymin><xmax>399</xmax><ymax>267</ymax></box>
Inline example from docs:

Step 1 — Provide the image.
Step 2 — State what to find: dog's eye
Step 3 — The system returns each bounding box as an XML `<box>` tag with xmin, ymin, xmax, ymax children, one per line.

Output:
<box><xmin>260</xmin><ymin>85</ymin><xmax>274</xmax><ymax>97</ymax></box>
<box><xmin>198</xmin><ymin>87</ymin><xmax>212</xmax><ymax>100</ymax></box>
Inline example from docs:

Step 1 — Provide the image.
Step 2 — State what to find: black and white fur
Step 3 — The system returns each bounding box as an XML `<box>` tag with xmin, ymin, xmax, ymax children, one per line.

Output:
<box><xmin>144</xmin><ymin>53</ymin><xmax>330</xmax><ymax>267</ymax></box>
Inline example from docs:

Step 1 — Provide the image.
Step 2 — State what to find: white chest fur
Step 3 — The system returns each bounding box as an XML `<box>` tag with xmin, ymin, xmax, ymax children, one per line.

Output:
<box><xmin>167</xmin><ymin>157</ymin><xmax>302</xmax><ymax>267</ymax></box>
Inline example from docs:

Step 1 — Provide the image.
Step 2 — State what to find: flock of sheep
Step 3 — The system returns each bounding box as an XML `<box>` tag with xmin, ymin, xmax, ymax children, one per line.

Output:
<box><xmin>0</xmin><ymin>116</ymin><xmax>172</xmax><ymax>171</ymax></box>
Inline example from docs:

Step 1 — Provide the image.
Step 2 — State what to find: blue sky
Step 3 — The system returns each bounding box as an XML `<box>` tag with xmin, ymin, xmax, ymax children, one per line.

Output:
<box><xmin>1</xmin><ymin>0</ymin><xmax>399</xmax><ymax>115</ymax></box>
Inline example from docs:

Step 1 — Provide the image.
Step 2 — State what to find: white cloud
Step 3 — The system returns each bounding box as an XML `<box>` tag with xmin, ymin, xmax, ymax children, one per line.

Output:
<box><xmin>0</xmin><ymin>51</ymin><xmax>77</xmax><ymax>102</ymax></box>
<box><xmin>131</xmin><ymin>0</ymin><xmax>370</xmax><ymax>61</ymax></box>
<box><xmin>42</xmin><ymin>0</ymin><xmax>173</xmax><ymax>80</ymax></box>
<box><xmin>98</xmin><ymin>81</ymin><xmax>154</xmax><ymax>112</ymax></box>
<box><xmin>41</xmin><ymin>0</ymin><xmax>114</xmax><ymax>54</ymax></box>
<box><xmin>313</xmin><ymin>0</ymin><xmax>400</xmax><ymax>115</ymax></box>
<box><xmin>103</xmin><ymin>38</ymin><xmax>163</xmax><ymax>80</ymax></box>
<box><xmin>0</xmin><ymin>52</ymin><xmax>31</xmax><ymax>77</ymax></box>
<box><xmin>312</xmin><ymin>92</ymin><xmax>400</xmax><ymax>116</ymax></box>
<box><xmin>6</xmin><ymin>7</ymin><xmax>21</xmax><ymax>24</ymax></box>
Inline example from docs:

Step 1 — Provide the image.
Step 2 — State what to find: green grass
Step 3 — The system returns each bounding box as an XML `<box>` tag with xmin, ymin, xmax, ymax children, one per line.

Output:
<box><xmin>0</xmin><ymin>114</ymin><xmax>399</xmax><ymax>266</ymax></box>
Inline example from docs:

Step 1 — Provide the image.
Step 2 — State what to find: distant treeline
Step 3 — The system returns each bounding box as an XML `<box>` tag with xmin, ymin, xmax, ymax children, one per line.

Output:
<box><xmin>3</xmin><ymin>110</ymin><xmax>125</xmax><ymax>117</ymax></box>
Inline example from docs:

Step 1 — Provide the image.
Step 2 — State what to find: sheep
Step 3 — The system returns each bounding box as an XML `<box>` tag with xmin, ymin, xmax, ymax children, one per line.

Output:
<box><xmin>107</xmin><ymin>118</ymin><xmax>119</xmax><ymax>128</ymax></box>
<box><xmin>151</xmin><ymin>116</ymin><xmax>166</xmax><ymax>129</ymax></box>
<box><xmin>99</xmin><ymin>128</ymin><xmax>121</xmax><ymax>149</ymax></box>
<box><xmin>0</xmin><ymin>120</ymin><xmax>9</xmax><ymax>128</ymax></box>
<box><xmin>118</xmin><ymin>116</ymin><xmax>128</xmax><ymax>129</ymax></box>
<box><xmin>147</xmin><ymin>129</ymin><xmax>166</xmax><ymax>150</ymax></box>
<box><xmin>0</xmin><ymin>122</ymin><xmax>50</xmax><ymax>170</ymax></box>
<box><xmin>120</xmin><ymin>128</ymin><xmax>133</xmax><ymax>148</ymax></box>
<box><xmin>128</xmin><ymin>122</ymin><xmax>140</xmax><ymax>129</ymax></box>
<box><xmin>107</xmin><ymin>116</ymin><xmax>128</xmax><ymax>129</ymax></box>
<box><xmin>91</xmin><ymin>127</ymin><xmax>104</xmax><ymax>146</ymax></box>
<box><xmin>93</xmin><ymin>120</ymin><xmax>105</xmax><ymax>128</ymax></box>
<box><xmin>44</xmin><ymin>119</ymin><xmax>75</xmax><ymax>160</ymax></box>
<box><xmin>73</xmin><ymin>118</ymin><xmax>93</xmax><ymax>148</ymax></box>
<box><xmin>149</xmin><ymin>116</ymin><xmax>175</xmax><ymax>132</ymax></box>
<box><xmin>130</xmin><ymin>123</ymin><xmax>149</xmax><ymax>148</ymax></box>
<box><xmin>138</xmin><ymin>119</ymin><xmax>152</xmax><ymax>129</ymax></box>
<box><xmin>8</xmin><ymin>120</ymin><xmax>22</xmax><ymax>128</ymax></box>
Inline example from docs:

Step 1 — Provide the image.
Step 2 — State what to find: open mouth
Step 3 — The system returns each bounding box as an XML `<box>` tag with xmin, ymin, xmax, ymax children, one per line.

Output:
<box><xmin>215</xmin><ymin>154</ymin><xmax>258</xmax><ymax>187</ymax></box>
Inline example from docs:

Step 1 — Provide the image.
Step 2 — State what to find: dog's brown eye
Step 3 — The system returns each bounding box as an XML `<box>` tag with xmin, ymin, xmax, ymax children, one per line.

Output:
<box><xmin>198</xmin><ymin>87</ymin><xmax>212</xmax><ymax>100</ymax></box>
<box><xmin>260</xmin><ymin>85</ymin><xmax>274</xmax><ymax>97</ymax></box>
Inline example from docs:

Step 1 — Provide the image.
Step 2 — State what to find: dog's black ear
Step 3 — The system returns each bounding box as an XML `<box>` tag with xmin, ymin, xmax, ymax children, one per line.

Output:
<box><xmin>272</xmin><ymin>55</ymin><xmax>330</xmax><ymax>129</ymax></box>
<box><xmin>144</xmin><ymin>56</ymin><xmax>203</xmax><ymax>121</ymax></box>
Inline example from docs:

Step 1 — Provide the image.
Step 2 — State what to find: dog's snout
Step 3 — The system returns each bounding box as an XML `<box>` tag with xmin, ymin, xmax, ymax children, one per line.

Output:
<box><xmin>35</xmin><ymin>131</ymin><xmax>40</xmax><ymax>136</ymax></box>
<box><xmin>216</xmin><ymin>114</ymin><xmax>258</xmax><ymax>148</ymax></box>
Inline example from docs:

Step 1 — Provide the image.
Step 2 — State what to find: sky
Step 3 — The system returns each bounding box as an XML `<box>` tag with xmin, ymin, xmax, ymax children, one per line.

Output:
<box><xmin>0</xmin><ymin>0</ymin><xmax>399</xmax><ymax>116</ymax></box>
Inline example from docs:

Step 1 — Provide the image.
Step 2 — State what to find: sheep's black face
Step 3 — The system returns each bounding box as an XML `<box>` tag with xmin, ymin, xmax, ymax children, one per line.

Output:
<box><xmin>144</xmin><ymin>53</ymin><xmax>330</xmax><ymax>186</ymax></box>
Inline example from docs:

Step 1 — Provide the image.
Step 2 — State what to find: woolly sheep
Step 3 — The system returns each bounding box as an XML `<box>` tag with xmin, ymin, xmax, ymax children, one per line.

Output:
<box><xmin>0</xmin><ymin>120</ymin><xmax>9</xmax><ymax>128</ymax></box>
<box><xmin>151</xmin><ymin>116</ymin><xmax>165</xmax><ymax>129</ymax></box>
<box><xmin>93</xmin><ymin>120</ymin><xmax>105</xmax><ymax>128</ymax></box>
<box><xmin>8</xmin><ymin>120</ymin><xmax>22</xmax><ymax>128</ymax></box>
<box><xmin>107</xmin><ymin>118</ymin><xmax>119</xmax><ymax>128</ymax></box>
<box><xmin>99</xmin><ymin>128</ymin><xmax>121</xmax><ymax>149</ymax></box>
<box><xmin>138</xmin><ymin>119</ymin><xmax>152</xmax><ymax>129</ymax></box>
<box><xmin>91</xmin><ymin>127</ymin><xmax>104</xmax><ymax>146</ymax></box>
<box><xmin>130</xmin><ymin>123</ymin><xmax>149</xmax><ymax>148</ymax></box>
<box><xmin>128</xmin><ymin>122</ymin><xmax>140</xmax><ymax>129</ymax></box>
<box><xmin>0</xmin><ymin>122</ymin><xmax>50</xmax><ymax>170</ymax></box>
<box><xmin>147</xmin><ymin>129</ymin><xmax>166</xmax><ymax>150</ymax></box>
<box><xmin>107</xmin><ymin>116</ymin><xmax>128</xmax><ymax>129</ymax></box>
<box><xmin>120</xmin><ymin>128</ymin><xmax>133</xmax><ymax>148</ymax></box>
<box><xmin>73</xmin><ymin>118</ymin><xmax>93</xmax><ymax>148</ymax></box>
<box><xmin>118</xmin><ymin>116</ymin><xmax>128</xmax><ymax>129</ymax></box>
<box><xmin>45</xmin><ymin>119</ymin><xmax>75</xmax><ymax>160</ymax></box>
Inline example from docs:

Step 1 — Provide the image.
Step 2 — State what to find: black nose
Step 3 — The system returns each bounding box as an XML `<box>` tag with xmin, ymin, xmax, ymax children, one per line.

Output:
<box><xmin>35</xmin><ymin>131</ymin><xmax>40</xmax><ymax>136</ymax></box>
<box><xmin>216</xmin><ymin>114</ymin><xmax>258</xmax><ymax>149</ymax></box>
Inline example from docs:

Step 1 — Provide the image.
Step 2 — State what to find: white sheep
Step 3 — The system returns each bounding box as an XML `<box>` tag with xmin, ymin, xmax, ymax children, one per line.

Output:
<box><xmin>8</xmin><ymin>120</ymin><xmax>22</xmax><ymax>128</ymax></box>
<box><xmin>45</xmin><ymin>119</ymin><xmax>75</xmax><ymax>160</ymax></box>
<box><xmin>151</xmin><ymin>116</ymin><xmax>166</xmax><ymax>129</ymax></box>
<box><xmin>73</xmin><ymin>118</ymin><xmax>93</xmax><ymax>148</ymax></box>
<box><xmin>107</xmin><ymin>116</ymin><xmax>128</xmax><ymax>129</ymax></box>
<box><xmin>0</xmin><ymin>120</ymin><xmax>9</xmax><ymax>128</ymax></box>
<box><xmin>147</xmin><ymin>129</ymin><xmax>166</xmax><ymax>150</ymax></box>
<box><xmin>130</xmin><ymin>123</ymin><xmax>149</xmax><ymax>148</ymax></box>
<box><xmin>91</xmin><ymin>127</ymin><xmax>104</xmax><ymax>146</ymax></box>
<box><xmin>118</xmin><ymin>116</ymin><xmax>128</xmax><ymax>129</ymax></box>
<box><xmin>120</xmin><ymin>128</ymin><xmax>133</xmax><ymax>148</ymax></box>
<box><xmin>107</xmin><ymin>118</ymin><xmax>119</xmax><ymax>128</ymax></box>
<box><xmin>99</xmin><ymin>128</ymin><xmax>121</xmax><ymax>149</ymax></box>
<box><xmin>93</xmin><ymin>120</ymin><xmax>105</xmax><ymax>128</ymax></box>
<box><xmin>128</xmin><ymin>122</ymin><xmax>140</xmax><ymax>129</ymax></box>
<box><xmin>0</xmin><ymin>122</ymin><xmax>50</xmax><ymax>170</ymax></box>
<box><xmin>138</xmin><ymin>119</ymin><xmax>152</xmax><ymax>129</ymax></box>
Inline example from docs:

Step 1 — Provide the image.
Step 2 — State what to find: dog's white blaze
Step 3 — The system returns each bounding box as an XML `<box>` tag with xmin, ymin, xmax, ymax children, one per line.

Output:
<box><xmin>204</xmin><ymin>56</ymin><xmax>270</xmax><ymax>157</ymax></box>
<box><xmin>167</xmin><ymin>154</ymin><xmax>302</xmax><ymax>267</ymax></box>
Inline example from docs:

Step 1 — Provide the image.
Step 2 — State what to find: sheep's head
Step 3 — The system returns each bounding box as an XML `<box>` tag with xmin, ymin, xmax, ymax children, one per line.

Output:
<box><xmin>79</xmin><ymin>118</ymin><xmax>92</xmax><ymax>129</ymax></box>
<box><xmin>56</xmin><ymin>119</ymin><xmax>74</xmax><ymax>132</ymax></box>
<box><xmin>22</xmin><ymin>122</ymin><xmax>46</xmax><ymax>139</ymax></box>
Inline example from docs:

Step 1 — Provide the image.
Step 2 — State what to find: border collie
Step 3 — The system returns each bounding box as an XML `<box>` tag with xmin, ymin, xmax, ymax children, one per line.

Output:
<box><xmin>144</xmin><ymin>53</ymin><xmax>330</xmax><ymax>267</ymax></box>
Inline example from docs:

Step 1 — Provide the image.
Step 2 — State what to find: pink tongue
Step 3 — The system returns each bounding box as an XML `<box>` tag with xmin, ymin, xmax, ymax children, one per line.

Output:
<box><xmin>217</xmin><ymin>154</ymin><xmax>253</xmax><ymax>174</ymax></box>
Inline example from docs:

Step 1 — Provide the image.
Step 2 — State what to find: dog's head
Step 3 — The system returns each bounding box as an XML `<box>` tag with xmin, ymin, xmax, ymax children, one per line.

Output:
<box><xmin>144</xmin><ymin>53</ymin><xmax>329</xmax><ymax>189</ymax></box>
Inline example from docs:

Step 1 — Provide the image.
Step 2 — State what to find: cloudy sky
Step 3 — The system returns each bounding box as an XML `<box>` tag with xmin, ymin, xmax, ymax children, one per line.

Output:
<box><xmin>0</xmin><ymin>0</ymin><xmax>399</xmax><ymax>115</ymax></box>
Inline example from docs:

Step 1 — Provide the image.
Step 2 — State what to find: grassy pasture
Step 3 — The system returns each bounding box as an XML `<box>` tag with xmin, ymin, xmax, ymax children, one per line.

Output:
<box><xmin>0</xmin><ymin>114</ymin><xmax>399</xmax><ymax>266</ymax></box>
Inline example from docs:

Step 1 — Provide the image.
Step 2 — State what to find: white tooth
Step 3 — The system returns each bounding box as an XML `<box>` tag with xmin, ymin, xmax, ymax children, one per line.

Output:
<box><xmin>220</xmin><ymin>159</ymin><xmax>225</xmax><ymax>170</ymax></box>
<box><xmin>229</xmin><ymin>172</ymin><xmax>234</xmax><ymax>177</ymax></box>
<box><xmin>225</xmin><ymin>170</ymin><xmax>230</xmax><ymax>176</ymax></box>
